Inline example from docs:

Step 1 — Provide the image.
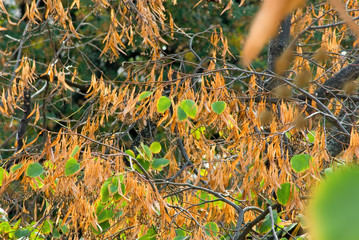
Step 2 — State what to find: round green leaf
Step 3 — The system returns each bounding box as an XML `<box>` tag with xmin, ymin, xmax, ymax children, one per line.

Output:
<box><xmin>180</xmin><ymin>100</ymin><xmax>197</xmax><ymax>119</ymax></box>
<box><xmin>177</xmin><ymin>106</ymin><xmax>187</xmax><ymax>121</ymax></box>
<box><xmin>211</xmin><ymin>101</ymin><xmax>227</xmax><ymax>114</ymax></box>
<box><xmin>151</xmin><ymin>158</ymin><xmax>170</xmax><ymax>170</ymax></box>
<box><xmin>150</xmin><ymin>142</ymin><xmax>161</xmax><ymax>154</ymax></box>
<box><xmin>291</xmin><ymin>154</ymin><xmax>311</xmax><ymax>173</ymax></box>
<box><xmin>277</xmin><ymin>182</ymin><xmax>291</xmax><ymax>205</ymax></box>
<box><xmin>204</xmin><ymin>222</ymin><xmax>219</xmax><ymax>237</ymax></box>
<box><xmin>139</xmin><ymin>91</ymin><xmax>153</xmax><ymax>101</ymax></box>
<box><xmin>26</xmin><ymin>162</ymin><xmax>44</xmax><ymax>178</ymax></box>
<box><xmin>65</xmin><ymin>158</ymin><xmax>80</xmax><ymax>176</ymax></box>
<box><xmin>310</xmin><ymin>166</ymin><xmax>359</xmax><ymax>240</ymax></box>
<box><xmin>157</xmin><ymin>96</ymin><xmax>171</xmax><ymax>113</ymax></box>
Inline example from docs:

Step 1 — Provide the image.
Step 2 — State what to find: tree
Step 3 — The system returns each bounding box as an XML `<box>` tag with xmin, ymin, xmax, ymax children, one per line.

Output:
<box><xmin>0</xmin><ymin>0</ymin><xmax>358</xmax><ymax>239</ymax></box>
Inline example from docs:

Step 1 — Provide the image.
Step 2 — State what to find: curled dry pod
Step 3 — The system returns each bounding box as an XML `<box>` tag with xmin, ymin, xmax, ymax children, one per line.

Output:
<box><xmin>275</xmin><ymin>48</ymin><xmax>294</xmax><ymax>75</ymax></box>
<box><xmin>313</xmin><ymin>47</ymin><xmax>328</xmax><ymax>63</ymax></box>
<box><xmin>296</xmin><ymin>68</ymin><xmax>312</xmax><ymax>88</ymax></box>
<box><xmin>342</xmin><ymin>80</ymin><xmax>357</xmax><ymax>95</ymax></box>
<box><xmin>259</xmin><ymin>110</ymin><xmax>273</xmax><ymax>126</ymax></box>
<box><xmin>274</xmin><ymin>84</ymin><xmax>292</xmax><ymax>98</ymax></box>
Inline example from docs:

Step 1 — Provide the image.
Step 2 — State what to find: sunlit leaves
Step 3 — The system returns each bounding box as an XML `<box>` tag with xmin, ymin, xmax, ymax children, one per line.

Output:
<box><xmin>26</xmin><ymin>162</ymin><xmax>44</xmax><ymax>178</ymax></box>
<box><xmin>291</xmin><ymin>154</ymin><xmax>311</xmax><ymax>173</ymax></box>
<box><xmin>157</xmin><ymin>96</ymin><xmax>171</xmax><ymax>113</ymax></box>
<box><xmin>180</xmin><ymin>100</ymin><xmax>197</xmax><ymax>119</ymax></box>
<box><xmin>277</xmin><ymin>183</ymin><xmax>291</xmax><ymax>205</ymax></box>
<box><xmin>177</xmin><ymin>99</ymin><xmax>197</xmax><ymax>121</ymax></box>
<box><xmin>150</xmin><ymin>142</ymin><xmax>161</xmax><ymax>154</ymax></box>
<box><xmin>65</xmin><ymin>158</ymin><xmax>80</xmax><ymax>176</ymax></box>
<box><xmin>211</xmin><ymin>101</ymin><xmax>226</xmax><ymax>114</ymax></box>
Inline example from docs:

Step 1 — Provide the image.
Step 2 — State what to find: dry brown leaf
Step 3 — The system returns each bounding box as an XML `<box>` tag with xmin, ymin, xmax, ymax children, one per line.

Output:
<box><xmin>242</xmin><ymin>0</ymin><xmax>305</xmax><ymax>65</ymax></box>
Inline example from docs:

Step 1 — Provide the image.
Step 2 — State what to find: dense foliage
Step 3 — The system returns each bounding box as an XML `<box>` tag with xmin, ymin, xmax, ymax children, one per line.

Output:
<box><xmin>1</xmin><ymin>0</ymin><xmax>359</xmax><ymax>239</ymax></box>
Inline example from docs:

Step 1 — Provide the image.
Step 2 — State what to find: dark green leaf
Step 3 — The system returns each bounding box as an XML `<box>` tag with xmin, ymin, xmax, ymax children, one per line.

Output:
<box><xmin>151</xmin><ymin>158</ymin><xmax>170</xmax><ymax>170</ymax></box>
<box><xmin>277</xmin><ymin>182</ymin><xmax>291</xmax><ymax>205</ymax></box>
<box><xmin>14</xmin><ymin>228</ymin><xmax>30</xmax><ymax>238</ymax></box>
<box><xmin>177</xmin><ymin>106</ymin><xmax>187</xmax><ymax>121</ymax></box>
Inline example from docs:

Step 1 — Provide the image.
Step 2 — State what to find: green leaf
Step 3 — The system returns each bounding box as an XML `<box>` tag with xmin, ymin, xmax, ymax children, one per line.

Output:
<box><xmin>307</xmin><ymin>131</ymin><xmax>315</xmax><ymax>143</ymax></box>
<box><xmin>277</xmin><ymin>183</ymin><xmax>291</xmax><ymax>205</ymax></box>
<box><xmin>259</xmin><ymin>210</ymin><xmax>278</xmax><ymax>233</ymax></box>
<box><xmin>151</xmin><ymin>158</ymin><xmax>170</xmax><ymax>170</ymax></box>
<box><xmin>175</xmin><ymin>229</ymin><xmax>186</xmax><ymax>237</ymax></box>
<box><xmin>141</xmin><ymin>143</ymin><xmax>152</xmax><ymax>160</ymax></box>
<box><xmin>41</xmin><ymin>220</ymin><xmax>53</xmax><ymax>234</ymax></box>
<box><xmin>0</xmin><ymin>222</ymin><xmax>11</xmax><ymax>233</ymax></box>
<box><xmin>139</xmin><ymin>91</ymin><xmax>153</xmax><ymax>101</ymax></box>
<box><xmin>180</xmin><ymin>100</ymin><xmax>197</xmax><ymax>119</ymax></box>
<box><xmin>70</xmin><ymin>145</ymin><xmax>80</xmax><ymax>158</ymax></box>
<box><xmin>191</xmin><ymin>126</ymin><xmax>205</xmax><ymax>140</ymax></box>
<box><xmin>125</xmin><ymin>149</ymin><xmax>135</xmax><ymax>158</ymax></box>
<box><xmin>150</xmin><ymin>142</ymin><xmax>161</xmax><ymax>154</ymax></box>
<box><xmin>100</xmin><ymin>180</ymin><xmax>111</xmax><ymax>203</ymax></box>
<box><xmin>65</xmin><ymin>158</ymin><xmax>80</xmax><ymax>176</ymax></box>
<box><xmin>211</xmin><ymin>101</ymin><xmax>227</xmax><ymax>114</ymax></box>
<box><xmin>26</xmin><ymin>162</ymin><xmax>44</xmax><ymax>178</ymax></box>
<box><xmin>177</xmin><ymin>106</ymin><xmax>187</xmax><ymax>121</ymax></box>
<box><xmin>157</xmin><ymin>96</ymin><xmax>171</xmax><ymax>113</ymax></box>
<box><xmin>204</xmin><ymin>222</ymin><xmax>219</xmax><ymax>237</ymax></box>
<box><xmin>53</xmin><ymin>228</ymin><xmax>61</xmax><ymax>238</ymax></box>
<box><xmin>14</xmin><ymin>228</ymin><xmax>30</xmax><ymax>238</ymax></box>
<box><xmin>11</xmin><ymin>164</ymin><xmax>23</xmax><ymax>173</ymax></box>
<box><xmin>96</xmin><ymin>203</ymin><xmax>115</xmax><ymax>223</ymax></box>
<box><xmin>310</xmin><ymin>166</ymin><xmax>359</xmax><ymax>240</ymax></box>
<box><xmin>0</xmin><ymin>167</ymin><xmax>6</xmax><ymax>186</ymax></box>
<box><xmin>138</xmin><ymin>227</ymin><xmax>157</xmax><ymax>240</ymax></box>
<box><xmin>136</xmin><ymin>156</ymin><xmax>150</xmax><ymax>172</ymax></box>
<box><xmin>291</xmin><ymin>154</ymin><xmax>311</xmax><ymax>173</ymax></box>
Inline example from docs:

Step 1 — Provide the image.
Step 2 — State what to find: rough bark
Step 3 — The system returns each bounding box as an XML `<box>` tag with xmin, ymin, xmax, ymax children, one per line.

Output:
<box><xmin>263</xmin><ymin>15</ymin><xmax>291</xmax><ymax>91</ymax></box>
